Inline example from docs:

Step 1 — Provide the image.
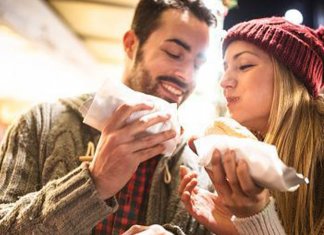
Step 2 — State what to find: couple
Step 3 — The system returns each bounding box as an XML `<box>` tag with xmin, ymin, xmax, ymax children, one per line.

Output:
<box><xmin>0</xmin><ymin>0</ymin><xmax>323</xmax><ymax>234</ymax></box>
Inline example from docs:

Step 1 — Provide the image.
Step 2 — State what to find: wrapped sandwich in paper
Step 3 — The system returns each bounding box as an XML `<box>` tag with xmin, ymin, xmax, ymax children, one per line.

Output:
<box><xmin>194</xmin><ymin>117</ymin><xmax>309</xmax><ymax>192</ymax></box>
<box><xmin>82</xmin><ymin>78</ymin><xmax>181</xmax><ymax>157</ymax></box>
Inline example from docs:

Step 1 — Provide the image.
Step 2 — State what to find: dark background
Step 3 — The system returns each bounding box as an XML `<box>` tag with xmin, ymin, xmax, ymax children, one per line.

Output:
<box><xmin>224</xmin><ymin>0</ymin><xmax>324</xmax><ymax>29</ymax></box>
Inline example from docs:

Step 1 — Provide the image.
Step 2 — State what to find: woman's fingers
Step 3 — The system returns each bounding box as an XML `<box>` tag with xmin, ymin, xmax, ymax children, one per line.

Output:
<box><xmin>178</xmin><ymin>166</ymin><xmax>197</xmax><ymax>195</ymax></box>
<box><xmin>222</xmin><ymin>150</ymin><xmax>245</xmax><ymax>196</ymax></box>
<box><xmin>181</xmin><ymin>178</ymin><xmax>198</xmax><ymax>207</ymax></box>
<box><xmin>198</xmin><ymin>148</ymin><xmax>270</xmax><ymax>219</ymax></box>
<box><xmin>179</xmin><ymin>165</ymin><xmax>190</xmax><ymax>179</ymax></box>
<box><xmin>207</xmin><ymin>149</ymin><xmax>232</xmax><ymax>196</ymax></box>
<box><xmin>223</xmin><ymin>152</ymin><xmax>263</xmax><ymax>198</ymax></box>
<box><xmin>236</xmin><ymin>159</ymin><xmax>264</xmax><ymax>197</ymax></box>
<box><xmin>178</xmin><ymin>166</ymin><xmax>199</xmax><ymax>214</ymax></box>
<box><xmin>188</xmin><ymin>136</ymin><xmax>198</xmax><ymax>153</ymax></box>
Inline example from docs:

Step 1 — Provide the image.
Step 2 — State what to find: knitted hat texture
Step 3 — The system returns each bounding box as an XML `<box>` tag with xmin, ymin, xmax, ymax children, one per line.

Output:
<box><xmin>223</xmin><ymin>17</ymin><xmax>324</xmax><ymax>97</ymax></box>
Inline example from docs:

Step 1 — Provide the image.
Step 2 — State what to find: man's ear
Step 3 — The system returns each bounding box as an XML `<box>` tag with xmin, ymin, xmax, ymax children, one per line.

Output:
<box><xmin>123</xmin><ymin>30</ymin><xmax>139</xmax><ymax>59</ymax></box>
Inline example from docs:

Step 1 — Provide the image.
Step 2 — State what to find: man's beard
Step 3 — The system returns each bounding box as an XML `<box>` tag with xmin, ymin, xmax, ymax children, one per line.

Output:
<box><xmin>124</xmin><ymin>47</ymin><xmax>192</xmax><ymax>105</ymax></box>
<box><xmin>126</xmin><ymin>59</ymin><xmax>160</xmax><ymax>98</ymax></box>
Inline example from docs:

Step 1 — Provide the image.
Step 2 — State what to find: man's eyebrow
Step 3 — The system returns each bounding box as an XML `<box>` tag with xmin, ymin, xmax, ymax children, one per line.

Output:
<box><xmin>165</xmin><ymin>38</ymin><xmax>191</xmax><ymax>52</ymax></box>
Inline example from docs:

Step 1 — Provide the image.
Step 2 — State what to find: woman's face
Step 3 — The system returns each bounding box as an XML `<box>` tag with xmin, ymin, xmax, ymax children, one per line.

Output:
<box><xmin>221</xmin><ymin>40</ymin><xmax>274</xmax><ymax>134</ymax></box>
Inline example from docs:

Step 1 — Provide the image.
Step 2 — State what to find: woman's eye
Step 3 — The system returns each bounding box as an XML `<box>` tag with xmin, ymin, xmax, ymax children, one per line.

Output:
<box><xmin>239</xmin><ymin>64</ymin><xmax>254</xmax><ymax>70</ymax></box>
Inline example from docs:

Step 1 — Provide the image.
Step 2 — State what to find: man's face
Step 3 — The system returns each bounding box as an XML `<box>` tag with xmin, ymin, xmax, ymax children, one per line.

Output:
<box><xmin>123</xmin><ymin>9</ymin><xmax>210</xmax><ymax>105</ymax></box>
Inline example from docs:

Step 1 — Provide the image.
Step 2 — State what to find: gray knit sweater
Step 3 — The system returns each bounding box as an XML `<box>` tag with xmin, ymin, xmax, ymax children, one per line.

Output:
<box><xmin>0</xmin><ymin>94</ymin><xmax>213</xmax><ymax>235</ymax></box>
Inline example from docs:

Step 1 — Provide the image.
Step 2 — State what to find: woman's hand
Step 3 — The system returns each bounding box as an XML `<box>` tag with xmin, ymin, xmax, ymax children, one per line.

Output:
<box><xmin>179</xmin><ymin>166</ymin><xmax>238</xmax><ymax>235</ymax></box>
<box><xmin>206</xmin><ymin>149</ymin><xmax>270</xmax><ymax>218</ymax></box>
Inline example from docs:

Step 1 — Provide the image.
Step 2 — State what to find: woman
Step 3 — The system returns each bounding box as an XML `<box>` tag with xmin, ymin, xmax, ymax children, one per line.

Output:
<box><xmin>179</xmin><ymin>17</ymin><xmax>324</xmax><ymax>235</ymax></box>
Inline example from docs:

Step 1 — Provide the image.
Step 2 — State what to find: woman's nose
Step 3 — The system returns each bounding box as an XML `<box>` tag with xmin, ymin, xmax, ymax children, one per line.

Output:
<box><xmin>220</xmin><ymin>72</ymin><xmax>237</xmax><ymax>89</ymax></box>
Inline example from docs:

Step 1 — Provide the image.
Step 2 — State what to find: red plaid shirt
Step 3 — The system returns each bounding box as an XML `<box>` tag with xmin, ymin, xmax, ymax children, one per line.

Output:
<box><xmin>92</xmin><ymin>156</ymin><xmax>160</xmax><ymax>235</ymax></box>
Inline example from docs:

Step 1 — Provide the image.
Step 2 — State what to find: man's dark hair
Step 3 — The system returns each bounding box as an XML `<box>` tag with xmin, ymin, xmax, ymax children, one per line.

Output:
<box><xmin>131</xmin><ymin>0</ymin><xmax>216</xmax><ymax>46</ymax></box>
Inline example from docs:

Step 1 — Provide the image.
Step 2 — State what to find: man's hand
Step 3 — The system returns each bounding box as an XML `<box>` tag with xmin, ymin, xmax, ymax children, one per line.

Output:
<box><xmin>122</xmin><ymin>224</ymin><xmax>173</xmax><ymax>235</ymax></box>
<box><xmin>89</xmin><ymin>103</ymin><xmax>176</xmax><ymax>200</ymax></box>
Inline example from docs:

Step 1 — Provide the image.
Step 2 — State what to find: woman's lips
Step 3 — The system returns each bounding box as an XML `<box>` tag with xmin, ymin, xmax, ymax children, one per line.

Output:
<box><xmin>226</xmin><ymin>96</ymin><xmax>239</xmax><ymax>106</ymax></box>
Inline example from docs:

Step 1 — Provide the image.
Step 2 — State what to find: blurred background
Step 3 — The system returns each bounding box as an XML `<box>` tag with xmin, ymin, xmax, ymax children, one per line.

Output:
<box><xmin>224</xmin><ymin>0</ymin><xmax>324</xmax><ymax>29</ymax></box>
<box><xmin>0</xmin><ymin>0</ymin><xmax>323</xmax><ymax>140</ymax></box>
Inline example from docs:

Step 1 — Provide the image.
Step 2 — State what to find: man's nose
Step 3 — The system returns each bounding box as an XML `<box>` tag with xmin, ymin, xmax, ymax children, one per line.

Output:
<box><xmin>174</xmin><ymin>63</ymin><xmax>195</xmax><ymax>83</ymax></box>
<box><xmin>174</xmin><ymin>71</ymin><xmax>191</xmax><ymax>83</ymax></box>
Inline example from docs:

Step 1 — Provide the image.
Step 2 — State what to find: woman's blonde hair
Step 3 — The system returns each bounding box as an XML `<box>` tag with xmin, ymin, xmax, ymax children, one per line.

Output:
<box><xmin>265</xmin><ymin>57</ymin><xmax>324</xmax><ymax>235</ymax></box>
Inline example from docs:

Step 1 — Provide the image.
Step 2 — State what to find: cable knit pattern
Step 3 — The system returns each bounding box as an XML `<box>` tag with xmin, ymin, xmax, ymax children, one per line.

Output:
<box><xmin>0</xmin><ymin>94</ymin><xmax>215</xmax><ymax>235</ymax></box>
<box><xmin>0</xmin><ymin>95</ymin><xmax>117</xmax><ymax>235</ymax></box>
<box><xmin>232</xmin><ymin>197</ymin><xmax>286</xmax><ymax>235</ymax></box>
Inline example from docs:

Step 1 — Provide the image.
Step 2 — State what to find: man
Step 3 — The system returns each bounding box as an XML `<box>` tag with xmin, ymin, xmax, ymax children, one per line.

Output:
<box><xmin>0</xmin><ymin>0</ymin><xmax>215</xmax><ymax>234</ymax></box>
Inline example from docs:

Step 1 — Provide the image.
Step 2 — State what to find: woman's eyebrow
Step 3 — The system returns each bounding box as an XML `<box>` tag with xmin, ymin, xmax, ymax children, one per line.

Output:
<box><xmin>233</xmin><ymin>50</ymin><xmax>260</xmax><ymax>60</ymax></box>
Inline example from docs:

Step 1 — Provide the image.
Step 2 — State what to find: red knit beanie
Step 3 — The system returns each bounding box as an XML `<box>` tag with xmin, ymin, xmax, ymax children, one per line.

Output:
<box><xmin>223</xmin><ymin>17</ymin><xmax>324</xmax><ymax>97</ymax></box>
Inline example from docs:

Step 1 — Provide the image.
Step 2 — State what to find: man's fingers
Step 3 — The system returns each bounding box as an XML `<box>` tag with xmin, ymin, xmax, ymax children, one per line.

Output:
<box><xmin>126</xmin><ymin>129</ymin><xmax>176</xmax><ymax>163</ymax></box>
<box><xmin>127</xmin><ymin>112</ymin><xmax>171</xmax><ymax>137</ymax></box>
<box><xmin>107</xmin><ymin>110</ymin><xmax>172</xmax><ymax>145</ymax></box>
<box><xmin>103</xmin><ymin>103</ymin><xmax>154</xmax><ymax>133</ymax></box>
<box><xmin>126</xmin><ymin>129</ymin><xmax>176</xmax><ymax>156</ymax></box>
<box><xmin>134</xmin><ymin>144</ymin><xmax>166</xmax><ymax>163</ymax></box>
<box><xmin>105</xmin><ymin>126</ymin><xmax>175</xmax><ymax>156</ymax></box>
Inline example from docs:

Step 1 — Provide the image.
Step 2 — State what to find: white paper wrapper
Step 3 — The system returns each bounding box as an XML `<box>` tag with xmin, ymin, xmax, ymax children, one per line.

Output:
<box><xmin>194</xmin><ymin>135</ymin><xmax>309</xmax><ymax>192</ymax></box>
<box><xmin>82</xmin><ymin>78</ymin><xmax>181</xmax><ymax>157</ymax></box>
